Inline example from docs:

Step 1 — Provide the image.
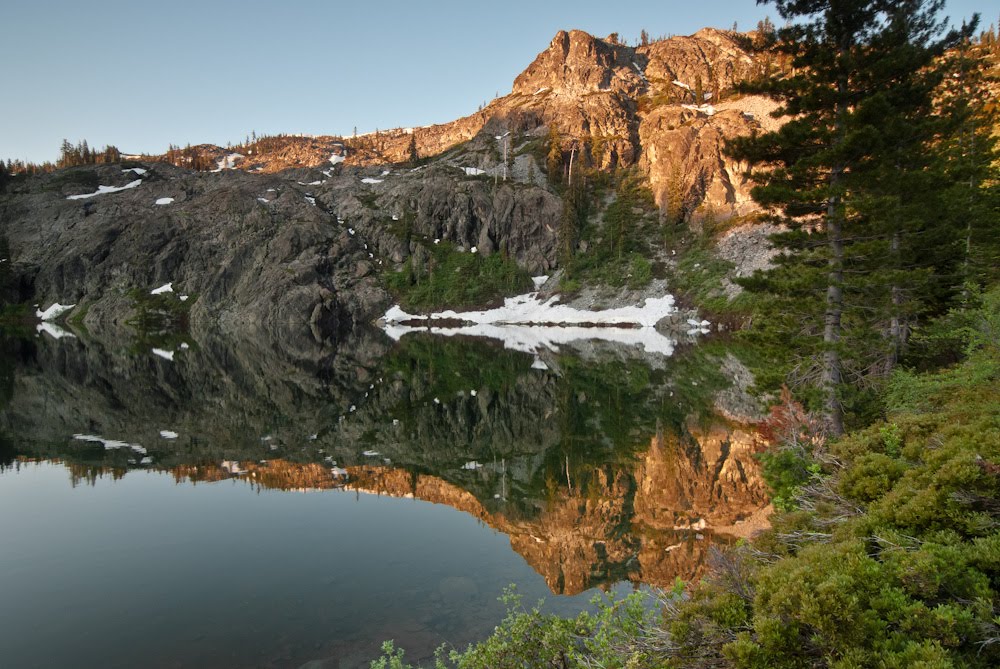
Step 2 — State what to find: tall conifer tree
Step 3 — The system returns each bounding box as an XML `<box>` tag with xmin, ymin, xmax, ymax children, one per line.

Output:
<box><xmin>728</xmin><ymin>0</ymin><xmax>974</xmax><ymax>434</ymax></box>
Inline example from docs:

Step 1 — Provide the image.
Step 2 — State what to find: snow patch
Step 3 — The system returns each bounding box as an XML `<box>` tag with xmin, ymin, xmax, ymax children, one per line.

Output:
<box><xmin>534</xmin><ymin>87</ymin><xmax>550</xmax><ymax>95</ymax></box>
<box><xmin>672</xmin><ymin>80</ymin><xmax>691</xmax><ymax>90</ymax></box>
<box><xmin>150</xmin><ymin>282</ymin><xmax>173</xmax><ymax>295</ymax></box>
<box><xmin>73</xmin><ymin>433</ymin><xmax>146</xmax><ymax>455</ymax></box>
<box><xmin>632</xmin><ymin>61</ymin><xmax>649</xmax><ymax>83</ymax></box>
<box><xmin>67</xmin><ymin>179</ymin><xmax>142</xmax><ymax>200</ymax></box>
<box><xmin>36</xmin><ymin>303</ymin><xmax>75</xmax><ymax>320</ymax></box>
<box><xmin>382</xmin><ymin>293</ymin><xmax>683</xmax><ymax>356</ymax></box>
<box><xmin>361</xmin><ymin>177</ymin><xmax>383</xmax><ymax>184</ymax></box>
<box><xmin>305</xmin><ymin>196</ymin><xmax>316</xmax><ymax>206</ymax></box>
<box><xmin>387</xmin><ymin>293</ymin><xmax>677</xmax><ymax>328</ymax></box>
<box><xmin>531</xmin><ymin>358</ymin><xmax>549</xmax><ymax>370</ymax></box>
<box><xmin>152</xmin><ymin>348</ymin><xmax>174</xmax><ymax>361</ymax></box>
<box><xmin>462</xmin><ymin>167</ymin><xmax>485</xmax><ymax>176</ymax></box>
<box><xmin>160</xmin><ymin>430</ymin><xmax>179</xmax><ymax>439</ymax></box>
<box><xmin>155</xmin><ymin>197</ymin><xmax>174</xmax><ymax>205</ymax></box>
<box><xmin>329</xmin><ymin>153</ymin><xmax>346</xmax><ymax>165</ymax></box>
<box><xmin>386</xmin><ymin>322</ymin><xmax>676</xmax><ymax>356</ymax></box>
<box><xmin>531</xmin><ymin>275</ymin><xmax>549</xmax><ymax>289</ymax></box>
<box><xmin>123</xmin><ymin>168</ymin><xmax>147</xmax><ymax>175</ymax></box>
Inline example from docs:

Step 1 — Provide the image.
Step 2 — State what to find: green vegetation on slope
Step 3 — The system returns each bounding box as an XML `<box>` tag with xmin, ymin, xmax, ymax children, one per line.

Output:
<box><xmin>671</xmin><ymin>294</ymin><xmax>1000</xmax><ymax>668</ymax></box>
<box><xmin>385</xmin><ymin>241</ymin><xmax>531</xmax><ymax>311</ymax></box>
<box><xmin>559</xmin><ymin>170</ymin><xmax>663</xmax><ymax>293</ymax></box>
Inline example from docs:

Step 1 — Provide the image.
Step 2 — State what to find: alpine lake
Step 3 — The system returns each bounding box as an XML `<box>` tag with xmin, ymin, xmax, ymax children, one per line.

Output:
<box><xmin>0</xmin><ymin>319</ymin><xmax>769</xmax><ymax>668</ymax></box>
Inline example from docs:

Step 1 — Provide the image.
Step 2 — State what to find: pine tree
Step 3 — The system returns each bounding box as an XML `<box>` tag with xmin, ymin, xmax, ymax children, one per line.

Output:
<box><xmin>407</xmin><ymin>132</ymin><xmax>419</xmax><ymax>166</ymax></box>
<box><xmin>728</xmin><ymin>0</ymin><xmax>974</xmax><ymax>434</ymax></box>
<box><xmin>663</xmin><ymin>160</ymin><xmax>687</xmax><ymax>229</ymax></box>
<box><xmin>58</xmin><ymin>139</ymin><xmax>73</xmax><ymax>168</ymax></box>
<box><xmin>936</xmin><ymin>35</ymin><xmax>1000</xmax><ymax>291</ymax></box>
<box><xmin>546</xmin><ymin>125</ymin><xmax>563</xmax><ymax>186</ymax></box>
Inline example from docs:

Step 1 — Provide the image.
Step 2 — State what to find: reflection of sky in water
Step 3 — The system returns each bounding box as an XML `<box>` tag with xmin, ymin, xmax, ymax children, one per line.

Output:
<box><xmin>0</xmin><ymin>461</ymin><xmax>625</xmax><ymax>669</ymax></box>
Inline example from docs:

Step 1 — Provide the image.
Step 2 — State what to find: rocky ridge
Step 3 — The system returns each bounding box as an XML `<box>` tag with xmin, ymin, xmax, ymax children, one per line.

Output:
<box><xmin>135</xmin><ymin>28</ymin><xmax>778</xmax><ymax>219</ymax></box>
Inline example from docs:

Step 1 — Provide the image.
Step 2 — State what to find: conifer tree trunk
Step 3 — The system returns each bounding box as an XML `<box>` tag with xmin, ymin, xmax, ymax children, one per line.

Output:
<box><xmin>889</xmin><ymin>228</ymin><xmax>904</xmax><ymax>368</ymax></box>
<box><xmin>824</xmin><ymin>184</ymin><xmax>845</xmax><ymax>436</ymax></box>
<box><xmin>823</xmin><ymin>67</ymin><xmax>849</xmax><ymax>437</ymax></box>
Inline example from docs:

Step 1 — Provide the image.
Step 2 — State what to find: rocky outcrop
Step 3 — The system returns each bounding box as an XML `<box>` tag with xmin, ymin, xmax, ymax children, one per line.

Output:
<box><xmin>123</xmin><ymin>28</ymin><xmax>778</xmax><ymax>223</ymax></box>
<box><xmin>1</xmin><ymin>164</ymin><xmax>389</xmax><ymax>339</ymax></box>
<box><xmin>321</xmin><ymin>165</ymin><xmax>562</xmax><ymax>273</ymax></box>
<box><xmin>1</xmin><ymin>155</ymin><xmax>566</xmax><ymax>329</ymax></box>
<box><xmin>638</xmin><ymin>28</ymin><xmax>759</xmax><ymax>96</ymax></box>
<box><xmin>513</xmin><ymin>30</ymin><xmax>646</xmax><ymax>97</ymax></box>
<box><xmin>638</xmin><ymin>104</ymin><xmax>757</xmax><ymax>221</ymax></box>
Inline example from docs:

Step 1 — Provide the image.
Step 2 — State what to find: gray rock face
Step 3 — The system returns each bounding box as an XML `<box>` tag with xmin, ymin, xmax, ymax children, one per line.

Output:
<box><xmin>1</xmin><ymin>159</ymin><xmax>565</xmax><ymax>332</ymax></box>
<box><xmin>2</xmin><ymin>164</ymin><xmax>388</xmax><ymax>341</ymax></box>
<box><xmin>322</xmin><ymin>166</ymin><xmax>562</xmax><ymax>274</ymax></box>
<box><xmin>714</xmin><ymin>222</ymin><xmax>782</xmax><ymax>297</ymax></box>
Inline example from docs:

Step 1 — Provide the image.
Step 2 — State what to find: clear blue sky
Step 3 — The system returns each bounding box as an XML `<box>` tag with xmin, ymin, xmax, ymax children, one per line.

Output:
<box><xmin>1</xmin><ymin>0</ymin><xmax>994</xmax><ymax>163</ymax></box>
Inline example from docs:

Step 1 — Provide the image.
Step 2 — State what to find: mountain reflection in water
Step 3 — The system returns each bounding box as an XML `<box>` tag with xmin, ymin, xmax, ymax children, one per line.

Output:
<box><xmin>0</xmin><ymin>325</ymin><xmax>769</xmax><ymax>667</ymax></box>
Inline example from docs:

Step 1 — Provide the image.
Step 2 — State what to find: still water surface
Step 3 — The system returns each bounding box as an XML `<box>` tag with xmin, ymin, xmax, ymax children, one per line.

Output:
<box><xmin>0</xmin><ymin>325</ymin><xmax>767</xmax><ymax>668</ymax></box>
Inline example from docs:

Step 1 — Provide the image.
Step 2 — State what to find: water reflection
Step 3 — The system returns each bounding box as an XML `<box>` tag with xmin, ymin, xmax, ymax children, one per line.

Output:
<box><xmin>0</xmin><ymin>324</ymin><xmax>768</xmax><ymax>667</ymax></box>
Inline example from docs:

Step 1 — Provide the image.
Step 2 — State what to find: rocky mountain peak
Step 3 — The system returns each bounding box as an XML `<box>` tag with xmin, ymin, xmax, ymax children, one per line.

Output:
<box><xmin>637</xmin><ymin>27</ymin><xmax>757</xmax><ymax>97</ymax></box>
<box><xmin>512</xmin><ymin>29</ymin><xmax>645</xmax><ymax>98</ymax></box>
